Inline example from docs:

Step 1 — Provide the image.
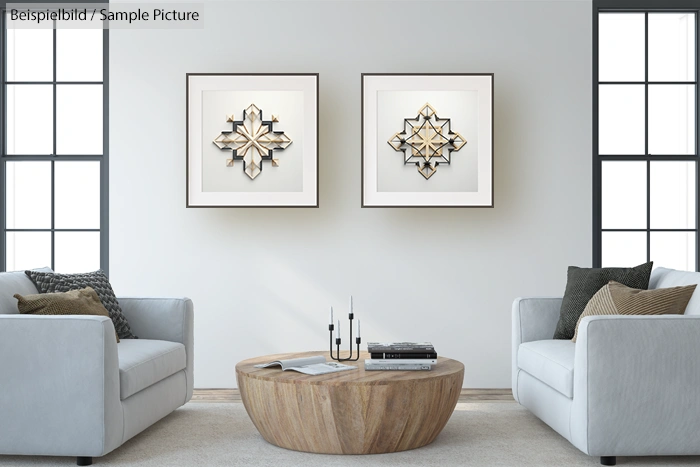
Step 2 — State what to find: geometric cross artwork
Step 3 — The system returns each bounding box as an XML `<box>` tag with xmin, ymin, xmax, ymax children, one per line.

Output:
<box><xmin>387</xmin><ymin>103</ymin><xmax>467</xmax><ymax>180</ymax></box>
<box><xmin>213</xmin><ymin>103</ymin><xmax>292</xmax><ymax>180</ymax></box>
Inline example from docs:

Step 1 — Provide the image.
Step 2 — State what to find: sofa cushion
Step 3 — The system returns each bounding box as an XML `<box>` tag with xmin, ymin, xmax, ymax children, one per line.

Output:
<box><xmin>15</xmin><ymin>287</ymin><xmax>120</xmax><ymax>343</ymax></box>
<box><xmin>26</xmin><ymin>270</ymin><xmax>136</xmax><ymax>339</ymax></box>
<box><xmin>572</xmin><ymin>281</ymin><xmax>696</xmax><ymax>342</ymax></box>
<box><xmin>0</xmin><ymin>268</ymin><xmax>52</xmax><ymax>314</ymax></box>
<box><xmin>518</xmin><ymin>340</ymin><xmax>575</xmax><ymax>398</ymax></box>
<box><xmin>118</xmin><ymin>339</ymin><xmax>186</xmax><ymax>400</ymax></box>
<box><xmin>650</xmin><ymin>267</ymin><xmax>700</xmax><ymax>315</ymax></box>
<box><xmin>553</xmin><ymin>262</ymin><xmax>653</xmax><ymax>340</ymax></box>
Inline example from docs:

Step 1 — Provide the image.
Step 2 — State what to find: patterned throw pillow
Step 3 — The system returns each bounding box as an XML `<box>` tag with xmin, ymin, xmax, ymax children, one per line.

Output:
<box><xmin>571</xmin><ymin>280</ymin><xmax>696</xmax><ymax>342</ymax></box>
<box><xmin>15</xmin><ymin>287</ymin><xmax>120</xmax><ymax>343</ymax></box>
<box><xmin>553</xmin><ymin>262</ymin><xmax>653</xmax><ymax>340</ymax></box>
<box><xmin>25</xmin><ymin>270</ymin><xmax>136</xmax><ymax>340</ymax></box>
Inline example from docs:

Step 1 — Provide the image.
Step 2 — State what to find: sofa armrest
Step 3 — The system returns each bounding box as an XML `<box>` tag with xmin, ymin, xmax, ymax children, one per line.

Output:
<box><xmin>119</xmin><ymin>297</ymin><xmax>194</xmax><ymax>401</ymax></box>
<box><xmin>571</xmin><ymin>315</ymin><xmax>700</xmax><ymax>457</ymax></box>
<box><xmin>0</xmin><ymin>315</ymin><xmax>122</xmax><ymax>457</ymax></box>
<box><xmin>511</xmin><ymin>297</ymin><xmax>562</xmax><ymax>402</ymax></box>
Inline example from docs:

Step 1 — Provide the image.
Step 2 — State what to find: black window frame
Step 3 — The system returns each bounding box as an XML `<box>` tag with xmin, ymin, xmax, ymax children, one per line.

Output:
<box><xmin>0</xmin><ymin>0</ymin><xmax>109</xmax><ymax>274</ymax></box>
<box><xmin>593</xmin><ymin>0</ymin><xmax>700</xmax><ymax>269</ymax></box>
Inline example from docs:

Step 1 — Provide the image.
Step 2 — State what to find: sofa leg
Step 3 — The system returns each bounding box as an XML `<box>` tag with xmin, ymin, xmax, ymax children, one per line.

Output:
<box><xmin>77</xmin><ymin>457</ymin><xmax>92</xmax><ymax>466</ymax></box>
<box><xmin>600</xmin><ymin>456</ymin><xmax>616</xmax><ymax>466</ymax></box>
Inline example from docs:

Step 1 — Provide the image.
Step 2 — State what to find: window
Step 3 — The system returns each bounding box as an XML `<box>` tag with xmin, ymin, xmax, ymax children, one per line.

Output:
<box><xmin>0</xmin><ymin>11</ymin><xmax>108</xmax><ymax>273</ymax></box>
<box><xmin>593</xmin><ymin>1</ymin><xmax>699</xmax><ymax>270</ymax></box>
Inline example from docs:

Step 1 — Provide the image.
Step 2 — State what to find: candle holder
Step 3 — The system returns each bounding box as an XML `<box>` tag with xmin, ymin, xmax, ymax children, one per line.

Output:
<box><xmin>329</xmin><ymin>313</ymin><xmax>361</xmax><ymax>362</ymax></box>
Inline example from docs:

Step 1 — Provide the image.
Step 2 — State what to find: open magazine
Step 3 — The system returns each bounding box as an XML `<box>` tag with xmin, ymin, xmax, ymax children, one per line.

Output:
<box><xmin>254</xmin><ymin>355</ymin><xmax>356</xmax><ymax>376</ymax></box>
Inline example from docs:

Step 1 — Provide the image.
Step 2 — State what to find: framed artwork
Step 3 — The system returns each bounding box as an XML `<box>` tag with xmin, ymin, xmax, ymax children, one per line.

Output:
<box><xmin>186</xmin><ymin>73</ymin><xmax>318</xmax><ymax>207</ymax></box>
<box><xmin>362</xmin><ymin>73</ymin><xmax>494</xmax><ymax>207</ymax></box>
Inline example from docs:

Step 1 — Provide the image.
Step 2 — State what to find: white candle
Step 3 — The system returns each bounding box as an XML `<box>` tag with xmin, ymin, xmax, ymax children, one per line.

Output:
<box><xmin>357</xmin><ymin>319</ymin><xmax>361</xmax><ymax>338</ymax></box>
<box><xmin>329</xmin><ymin>306</ymin><xmax>333</xmax><ymax>325</ymax></box>
<box><xmin>349</xmin><ymin>295</ymin><xmax>353</xmax><ymax>315</ymax></box>
<box><xmin>336</xmin><ymin>319</ymin><xmax>340</xmax><ymax>339</ymax></box>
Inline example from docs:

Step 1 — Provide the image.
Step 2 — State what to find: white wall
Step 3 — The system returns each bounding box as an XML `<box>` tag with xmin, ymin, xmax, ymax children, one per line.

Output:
<box><xmin>110</xmin><ymin>0</ymin><xmax>592</xmax><ymax>388</ymax></box>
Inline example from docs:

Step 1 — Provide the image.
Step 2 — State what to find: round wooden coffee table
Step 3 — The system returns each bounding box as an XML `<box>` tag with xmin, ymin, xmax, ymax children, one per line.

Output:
<box><xmin>236</xmin><ymin>351</ymin><xmax>464</xmax><ymax>454</ymax></box>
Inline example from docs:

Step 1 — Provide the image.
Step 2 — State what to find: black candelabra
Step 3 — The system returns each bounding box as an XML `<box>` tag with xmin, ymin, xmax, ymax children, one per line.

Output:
<box><xmin>328</xmin><ymin>305</ymin><xmax>361</xmax><ymax>362</ymax></box>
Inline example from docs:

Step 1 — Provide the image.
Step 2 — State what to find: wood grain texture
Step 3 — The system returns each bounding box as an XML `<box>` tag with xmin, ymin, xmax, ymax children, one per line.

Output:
<box><xmin>191</xmin><ymin>388</ymin><xmax>513</xmax><ymax>403</ymax></box>
<box><xmin>235</xmin><ymin>351</ymin><xmax>464</xmax><ymax>454</ymax></box>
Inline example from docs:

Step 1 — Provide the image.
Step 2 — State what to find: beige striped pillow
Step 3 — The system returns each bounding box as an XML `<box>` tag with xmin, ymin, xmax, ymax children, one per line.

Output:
<box><xmin>571</xmin><ymin>280</ymin><xmax>696</xmax><ymax>342</ymax></box>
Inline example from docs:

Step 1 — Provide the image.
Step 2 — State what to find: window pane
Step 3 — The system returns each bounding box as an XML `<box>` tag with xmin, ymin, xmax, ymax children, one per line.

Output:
<box><xmin>599</xmin><ymin>85</ymin><xmax>645</xmax><ymax>155</ymax></box>
<box><xmin>648</xmin><ymin>85</ymin><xmax>695</xmax><ymax>155</ymax></box>
<box><xmin>602</xmin><ymin>232</ymin><xmax>647</xmax><ymax>267</ymax></box>
<box><xmin>7</xmin><ymin>85</ymin><xmax>53</xmax><ymax>155</ymax></box>
<box><xmin>54</xmin><ymin>232</ymin><xmax>100</xmax><ymax>273</ymax></box>
<box><xmin>650</xmin><ymin>161</ymin><xmax>695</xmax><ymax>229</ymax></box>
<box><xmin>602</xmin><ymin>161</ymin><xmax>647</xmax><ymax>229</ymax></box>
<box><xmin>5</xmin><ymin>161</ymin><xmax>52</xmax><ymax>229</ymax></box>
<box><xmin>651</xmin><ymin>232</ymin><xmax>695</xmax><ymax>271</ymax></box>
<box><xmin>55</xmin><ymin>162</ymin><xmax>100</xmax><ymax>229</ymax></box>
<box><xmin>57</xmin><ymin>28</ymin><xmax>103</xmax><ymax>82</ymax></box>
<box><xmin>56</xmin><ymin>85</ymin><xmax>103</xmax><ymax>155</ymax></box>
<box><xmin>6</xmin><ymin>232</ymin><xmax>51</xmax><ymax>271</ymax></box>
<box><xmin>649</xmin><ymin>13</ymin><xmax>696</xmax><ymax>82</ymax></box>
<box><xmin>599</xmin><ymin>13</ymin><xmax>645</xmax><ymax>82</ymax></box>
<box><xmin>6</xmin><ymin>27</ymin><xmax>53</xmax><ymax>81</ymax></box>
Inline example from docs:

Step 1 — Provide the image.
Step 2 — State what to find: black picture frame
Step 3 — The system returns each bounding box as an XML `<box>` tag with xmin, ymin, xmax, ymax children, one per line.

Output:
<box><xmin>361</xmin><ymin>73</ymin><xmax>494</xmax><ymax>208</ymax></box>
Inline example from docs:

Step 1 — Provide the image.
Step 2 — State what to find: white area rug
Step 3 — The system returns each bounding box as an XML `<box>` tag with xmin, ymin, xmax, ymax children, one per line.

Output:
<box><xmin>1</xmin><ymin>403</ymin><xmax>699</xmax><ymax>466</ymax></box>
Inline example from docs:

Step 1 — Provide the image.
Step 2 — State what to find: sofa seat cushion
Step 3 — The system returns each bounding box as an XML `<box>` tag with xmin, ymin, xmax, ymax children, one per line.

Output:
<box><xmin>118</xmin><ymin>339</ymin><xmax>186</xmax><ymax>400</ymax></box>
<box><xmin>518</xmin><ymin>340</ymin><xmax>575</xmax><ymax>398</ymax></box>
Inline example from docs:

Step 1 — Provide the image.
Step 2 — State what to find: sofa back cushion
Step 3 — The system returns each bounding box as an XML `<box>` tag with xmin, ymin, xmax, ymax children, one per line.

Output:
<box><xmin>650</xmin><ymin>267</ymin><xmax>700</xmax><ymax>315</ymax></box>
<box><xmin>0</xmin><ymin>268</ymin><xmax>52</xmax><ymax>314</ymax></box>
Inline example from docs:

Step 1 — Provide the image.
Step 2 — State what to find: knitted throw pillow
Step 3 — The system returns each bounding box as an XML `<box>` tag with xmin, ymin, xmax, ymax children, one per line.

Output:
<box><xmin>25</xmin><ymin>270</ymin><xmax>136</xmax><ymax>340</ymax></box>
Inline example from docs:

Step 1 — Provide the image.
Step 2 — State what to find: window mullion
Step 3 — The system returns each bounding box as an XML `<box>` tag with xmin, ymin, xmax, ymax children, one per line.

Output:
<box><xmin>696</xmin><ymin>12</ymin><xmax>700</xmax><ymax>270</ymax></box>
<box><xmin>1</xmin><ymin>12</ymin><xmax>6</xmax><ymax>271</ymax></box>
<box><xmin>593</xmin><ymin>6</ymin><xmax>601</xmax><ymax>267</ymax></box>
<box><xmin>101</xmin><ymin>27</ymin><xmax>108</xmax><ymax>276</ymax></box>
<box><xmin>51</xmin><ymin>21</ymin><xmax>56</xmax><ymax>270</ymax></box>
<box><xmin>50</xmin><ymin>160</ymin><xmax>54</xmax><ymax>270</ymax></box>
<box><xmin>645</xmin><ymin>12</ymin><xmax>651</xmax><ymax>263</ymax></box>
<box><xmin>5</xmin><ymin>81</ymin><xmax>103</xmax><ymax>85</ymax></box>
<box><xmin>599</xmin><ymin>81</ymin><xmax>697</xmax><ymax>84</ymax></box>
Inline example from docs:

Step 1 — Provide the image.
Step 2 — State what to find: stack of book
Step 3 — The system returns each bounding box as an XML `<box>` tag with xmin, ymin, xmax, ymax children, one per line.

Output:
<box><xmin>365</xmin><ymin>342</ymin><xmax>437</xmax><ymax>371</ymax></box>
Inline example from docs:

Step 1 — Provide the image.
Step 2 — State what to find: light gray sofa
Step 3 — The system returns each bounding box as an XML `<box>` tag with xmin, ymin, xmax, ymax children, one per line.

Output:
<box><xmin>0</xmin><ymin>269</ymin><xmax>194</xmax><ymax>466</ymax></box>
<box><xmin>512</xmin><ymin>267</ymin><xmax>700</xmax><ymax>466</ymax></box>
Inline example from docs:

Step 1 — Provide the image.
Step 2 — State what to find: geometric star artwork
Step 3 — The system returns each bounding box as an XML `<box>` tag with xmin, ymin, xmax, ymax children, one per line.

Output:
<box><xmin>387</xmin><ymin>103</ymin><xmax>467</xmax><ymax>180</ymax></box>
<box><xmin>213</xmin><ymin>103</ymin><xmax>292</xmax><ymax>180</ymax></box>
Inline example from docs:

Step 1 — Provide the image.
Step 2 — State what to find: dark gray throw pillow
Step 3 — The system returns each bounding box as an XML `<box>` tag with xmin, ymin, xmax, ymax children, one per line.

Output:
<box><xmin>552</xmin><ymin>262</ymin><xmax>653</xmax><ymax>340</ymax></box>
<box><xmin>25</xmin><ymin>270</ymin><xmax>136</xmax><ymax>340</ymax></box>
